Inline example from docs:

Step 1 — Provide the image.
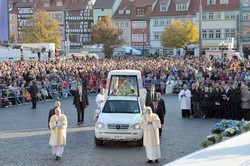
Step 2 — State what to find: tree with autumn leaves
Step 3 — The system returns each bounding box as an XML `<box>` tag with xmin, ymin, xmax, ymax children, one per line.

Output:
<box><xmin>20</xmin><ymin>11</ymin><xmax>61</xmax><ymax>49</ymax></box>
<box><xmin>91</xmin><ymin>16</ymin><xmax>124</xmax><ymax>59</ymax></box>
<box><xmin>161</xmin><ymin>20</ymin><xmax>199</xmax><ymax>56</ymax></box>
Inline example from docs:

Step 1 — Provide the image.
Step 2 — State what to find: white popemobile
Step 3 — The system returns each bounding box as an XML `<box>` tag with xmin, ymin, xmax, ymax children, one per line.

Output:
<box><xmin>94</xmin><ymin>70</ymin><xmax>146</xmax><ymax>146</ymax></box>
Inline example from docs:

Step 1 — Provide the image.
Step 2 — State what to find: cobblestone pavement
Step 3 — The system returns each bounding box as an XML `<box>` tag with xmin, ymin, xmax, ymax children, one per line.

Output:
<box><xmin>0</xmin><ymin>94</ymin><xmax>220</xmax><ymax>166</ymax></box>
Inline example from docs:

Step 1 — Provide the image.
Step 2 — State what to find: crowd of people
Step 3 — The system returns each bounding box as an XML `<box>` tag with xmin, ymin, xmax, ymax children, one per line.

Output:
<box><xmin>1</xmin><ymin>55</ymin><xmax>250</xmax><ymax>109</ymax></box>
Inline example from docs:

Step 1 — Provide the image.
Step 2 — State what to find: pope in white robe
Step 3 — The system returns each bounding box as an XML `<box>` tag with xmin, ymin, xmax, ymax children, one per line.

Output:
<box><xmin>95</xmin><ymin>88</ymin><xmax>105</xmax><ymax>121</ymax></box>
<box><xmin>49</xmin><ymin>108</ymin><xmax>68</xmax><ymax>160</ymax></box>
<box><xmin>140</xmin><ymin>107</ymin><xmax>161</xmax><ymax>163</ymax></box>
<box><xmin>178</xmin><ymin>84</ymin><xmax>192</xmax><ymax>117</ymax></box>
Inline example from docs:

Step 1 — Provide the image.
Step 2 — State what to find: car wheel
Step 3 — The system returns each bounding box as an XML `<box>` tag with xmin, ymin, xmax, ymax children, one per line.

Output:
<box><xmin>137</xmin><ymin>138</ymin><xmax>143</xmax><ymax>146</ymax></box>
<box><xmin>95</xmin><ymin>136</ymin><xmax>103</xmax><ymax>146</ymax></box>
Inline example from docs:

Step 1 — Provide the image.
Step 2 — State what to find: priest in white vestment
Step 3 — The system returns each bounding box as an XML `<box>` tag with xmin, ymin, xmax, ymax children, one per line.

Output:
<box><xmin>178</xmin><ymin>84</ymin><xmax>192</xmax><ymax>118</ymax></box>
<box><xmin>140</xmin><ymin>107</ymin><xmax>161</xmax><ymax>163</ymax></box>
<box><xmin>94</xmin><ymin>88</ymin><xmax>105</xmax><ymax>121</ymax></box>
<box><xmin>49</xmin><ymin>108</ymin><xmax>68</xmax><ymax>160</ymax></box>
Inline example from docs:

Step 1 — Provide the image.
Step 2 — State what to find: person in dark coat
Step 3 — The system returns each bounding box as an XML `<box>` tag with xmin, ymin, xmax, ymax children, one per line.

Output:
<box><xmin>29</xmin><ymin>80</ymin><xmax>38</xmax><ymax>109</ymax></box>
<box><xmin>150</xmin><ymin>99</ymin><xmax>164</xmax><ymax>136</ymax></box>
<box><xmin>191</xmin><ymin>83</ymin><xmax>201</xmax><ymax>118</ymax></box>
<box><xmin>156</xmin><ymin>92</ymin><xmax>166</xmax><ymax>115</ymax></box>
<box><xmin>229</xmin><ymin>82</ymin><xmax>242</xmax><ymax>120</ymax></box>
<box><xmin>200</xmin><ymin>86</ymin><xmax>212</xmax><ymax>118</ymax></box>
<box><xmin>212</xmin><ymin>87</ymin><xmax>223</xmax><ymax>118</ymax></box>
<box><xmin>48</xmin><ymin>101</ymin><xmax>64</xmax><ymax>130</ymax></box>
<box><xmin>221</xmin><ymin>84</ymin><xmax>232</xmax><ymax>119</ymax></box>
<box><xmin>73</xmin><ymin>85</ymin><xmax>89</xmax><ymax>125</ymax></box>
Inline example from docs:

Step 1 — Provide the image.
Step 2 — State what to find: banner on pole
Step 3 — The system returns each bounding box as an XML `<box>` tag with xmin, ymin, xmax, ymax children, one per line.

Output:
<box><xmin>0</xmin><ymin>0</ymin><xmax>9</xmax><ymax>41</ymax></box>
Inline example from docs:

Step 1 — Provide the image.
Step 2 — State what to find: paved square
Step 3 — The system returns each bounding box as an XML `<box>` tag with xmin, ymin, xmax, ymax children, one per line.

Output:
<box><xmin>0</xmin><ymin>95</ymin><xmax>219</xmax><ymax>166</ymax></box>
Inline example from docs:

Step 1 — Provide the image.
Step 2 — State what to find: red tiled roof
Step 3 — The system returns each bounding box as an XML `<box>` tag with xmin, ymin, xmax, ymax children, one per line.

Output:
<box><xmin>151</xmin><ymin>0</ymin><xmax>198</xmax><ymax>17</ymax></box>
<box><xmin>112</xmin><ymin>0</ymin><xmax>157</xmax><ymax>20</ymax></box>
<box><xmin>35</xmin><ymin>0</ymin><xmax>67</xmax><ymax>11</ymax></box>
<box><xmin>35</xmin><ymin>0</ymin><xmax>89</xmax><ymax>12</ymax></box>
<box><xmin>64</xmin><ymin>0</ymin><xmax>89</xmax><ymax>10</ymax></box>
<box><xmin>15</xmin><ymin>0</ymin><xmax>38</xmax><ymax>8</ymax></box>
<box><xmin>151</xmin><ymin>0</ymin><xmax>239</xmax><ymax>17</ymax></box>
<box><xmin>133</xmin><ymin>0</ymin><xmax>157</xmax><ymax>7</ymax></box>
<box><xmin>112</xmin><ymin>0</ymin><xmax>133</xmax><ymax>19</ymax></box>
<box><xmin>201</xmin><ymin>0</ymin><xmax>239</xmax><ymax>11</ymax></box>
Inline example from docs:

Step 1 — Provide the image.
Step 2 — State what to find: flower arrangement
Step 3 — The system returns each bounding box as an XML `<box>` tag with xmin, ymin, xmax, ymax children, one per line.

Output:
<box><xmin>201</xmin><ymin>119</ymin><xmax>250</xmax><ymax>148</ymax></box>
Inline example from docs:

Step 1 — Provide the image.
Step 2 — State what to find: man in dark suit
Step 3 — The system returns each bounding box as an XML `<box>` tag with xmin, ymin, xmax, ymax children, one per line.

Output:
<box><xmin>221</xmin><ymin>84</ymin><xmax>232</xmax><ymax>119</ymax></box>
<box><xmin>73</xmin><ymin>85</ymin><xmax>89</xmax><ymax>125</ymax></box>
<box><xmin>48</xmin><ymin>101</ymin><xmax>64</xmax><ymax>130</ymax></box>
<box><xmin>229</xmin><ymin>82</ymin><xmax>242</xmax><ymax>120</ymax></box>
<box><xmin>29</xmin><ymin>80</ymin><xmax>38</xmax><ymax>109</ymax></box>
<box><xmin>150</xmin><ymin>99</ymin><xmax>164</xmax><ymax>136</ymax></box>
<box><xmin>156</xmin><ymin>92</ymin><xmax>166</xmax><ymax>115</ymax></box>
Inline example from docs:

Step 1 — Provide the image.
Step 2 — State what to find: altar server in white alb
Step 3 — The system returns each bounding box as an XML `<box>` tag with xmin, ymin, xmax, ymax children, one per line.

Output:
<box><xmin>95</xmin><ymin>88</ymin><xmax>105</xmax><ymax>121</ymax></box>
<box><xmin>178</xmin><ymin>84</ymin><xmax>192</xmax><ymax>118</ymax></box>
<box><xmin>49</xmin><ymin>108</ymin><xmax>68</xmax><ymax>160</ymax></box>
<box><xmin>140</xmin><ymin>107</ymin><xmax>161</xmax><ymax>163</ymax></box>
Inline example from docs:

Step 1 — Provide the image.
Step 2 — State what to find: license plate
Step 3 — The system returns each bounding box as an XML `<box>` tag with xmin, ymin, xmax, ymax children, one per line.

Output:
<box><xmin>112</xmin><ymin>136</ymin><xmax>124</xmax><ymax>139</ymax></box>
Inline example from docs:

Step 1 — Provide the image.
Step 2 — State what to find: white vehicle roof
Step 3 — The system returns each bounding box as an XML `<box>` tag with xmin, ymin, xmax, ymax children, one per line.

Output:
<box><xmin>107</xmin><ymin>70</ymin><xmax>141</xmax><ymax>77</ymax></box>
<box><xmin>107</xmin><ymin>96</ymin><xmax>138</xmax><ymax>101</ymax></box>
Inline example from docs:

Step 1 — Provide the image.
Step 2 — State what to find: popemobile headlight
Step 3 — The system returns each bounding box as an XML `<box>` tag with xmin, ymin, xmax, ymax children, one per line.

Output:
<box><xmin>96</xmin><ymin>122</ymin><xmax>107</xmax><ymax>129</ymax></box>
<box><xmin>130</xmin><ymin>123</ymin><xmax>141</xmax><ymax>130</ymax></box>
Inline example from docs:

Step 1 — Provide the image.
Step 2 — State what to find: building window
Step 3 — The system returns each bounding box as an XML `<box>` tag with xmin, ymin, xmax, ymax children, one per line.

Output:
<box><xmin>207</xmin><ymin>0</ymin><xmax>216</xmax><ymax>5</ymax></box>
<box><xmin>10</xmin><ymin>24</ymin><xmax>15</xmax><ymax>31</ymax></box>
<box><xmin>126</xmin><ymin>10</ymin><xmax>130</xmax><ymax>14</ymax></box>
<box><xmin>132</xmin><ymin>21</ymin><xmax>137</xmax><ymax>29</ymax></box>
<box><xmin>153</xmin><ymin>32</ymin><xmax>160</xmax><ymax>40</ymax></box>
<box><xmin>142</xmin><ymin>21</ymin><xmax>146</xmax><ymax>28</ymax></box>
<box><xmin>220</xmin><ymin>0</ymin><xmax>229</xmax><ymax>4</ymax></box>
<box><xmin>243</xmin><ymin>12</ymin><xmax>250</xmax><ymax>20</ymax></box>
<box><xmin>225</xmin><ymin>11</ymin><xmax>236</xmax><ymax>19</ymax></box>
<box><xmin>176</xmin><ymin>3</ymin><xmax>187</xmax><ymax>11</ymax></box>
<box><xmin>202</xmin><ymin>13</ymin><xmax>207</xmax><ymax>20</ymax></box>
<box><xmin>208</xmin><ymin>30</ymin><xmax>214</xmax><ymax>38</ymax></box>
<box><xmin>160</xmin><ymin>3</ymin><xmax>167</xmax><ymax>12</ymax></box>
<box><xmin>215</xmin><ymin>30</ymin><xmax>221</xmax><ymax>38</ymax></box>
<box><xmin>215</xmin><ymin>12</ymin><xmax>221</xmax><ymax>19</ymax></box>
<box><xmin>154</xmin><ymin>19</ymin><xmax>159</xmax><ymax>26</ymax></box>
<box><xmin>132</xmin><ymin>34</ymin><xmax>137</xmax><ymax>42</ymax></box>
<box><xmin>119</xmin><ymin>10</ymin><xmax>123</xmax><ymax>14</ymax></box>
<box><xmin>243</xmin><ymin>0</ymin><xmax>249</xmax><ymax>6</ymax></box>
<box><xmin>125</xmin><ymin>22</ymin><xmax>128</xmax><ymax>27</ymax></box>
<box><xmin>208</xmin><ymin>12</ymin><xmax>213</xmax><ymax>20</ymax></box>
<box><xmin>9</xmin><ymin>3</ymin><xmax>14</xmax><ymax>9</ymax></box>
<box><xmin>225</xmin><ymin>29</ymin><xmax>236</xmax><ymax>38</ymax></box>
<box><xmin>56</xmin><ymin>1</ymin><xmax>63</xmax><ymax>6</ymax></box>
<box><xmin>202</xmin><ymin>30</ymin><xmax>207</xmax><ymax>39</ymax></box>
<box><xmin>44</xmin><ymin>2</ymin><xmax>50</xmax><ymax>7</ymax></box>
<box><xmin>116</xmin><ymin>23</ymin><xmax>119</xmax><ymax>28</ymax></box>
<box><xmin>136</xmin><ymin>8</ymin><xmax>145</xmax><ymax>15</ymax></box>
<box><xmin>9</xmin><ymin>14</ymin><xmax>15</xmax><ymax>20</ymax></box>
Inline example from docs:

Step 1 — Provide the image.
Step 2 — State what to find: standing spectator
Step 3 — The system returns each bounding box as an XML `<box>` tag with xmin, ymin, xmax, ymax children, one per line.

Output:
<box><xmin>140</xmin><ymin>107</ymin><xmax>161</xmax><ymax>163</ymax></box>
<box><xmin>29</xmin><ymin>81</ymin><xmax>38</xmax><ymax>109</ymax></box>
<box><xmin>191</xmin><ymin>83</ymin><xmax>201</xmax><ymax>118</ymax></box>
<box><xmin>95</xmin><ymin>88</ymin><xmax>105</xmax><ymax>121</ymax></box>
<box><xmin>73</xmin><ymin>85</ymin><xmax>88</xmax><ymax>125</ymax></box>
<box><xmin>200</xmin><ymin>86</ymin><xmax>212</xmax><ymax>118</ymax></box>
<box><xmin>150</xmin><ymin>99</ymin><xmax>164</xmax><ymax>137</ymax></box>
<box><xmin>221</xmin><ymin>84</ymin><xmax>232</xmax><ymax>119</ymax></box>
<box><xmin>241</xmin><ymin>84</ymin><xmax>250</xmax><ymax>120</ymax></box>
<box><xmin>49</xmin><ymin>108</ymin><xmax>67</xmax><ymax>160</ymax></box>
<box><xmin>212</xmin><ymin>87</ymin><xmax>223</xmax><ymax>118</ymax></box>
<box><xmin>48</xmin><ymin>101</ymin><xmax>64</xmax><ymax>130</ymax></box>
<box><xmin>230</xmin><ymin>82</ymin><xmax>242</xmax><ymax>120</ymax></box>
<box><xmin>37</xmin><ymin>51</ymin><xmax>41</xmax><ymax>61</ymax></box>
<box><xmin>178</xmin><ymin>84</ymin><xmax>192</xmax><ymax>118</ymax></box>
<box><xmin>156</xmin><ymin>92</ymin><xmax>166</xmax><ymax>115</ymax></box>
